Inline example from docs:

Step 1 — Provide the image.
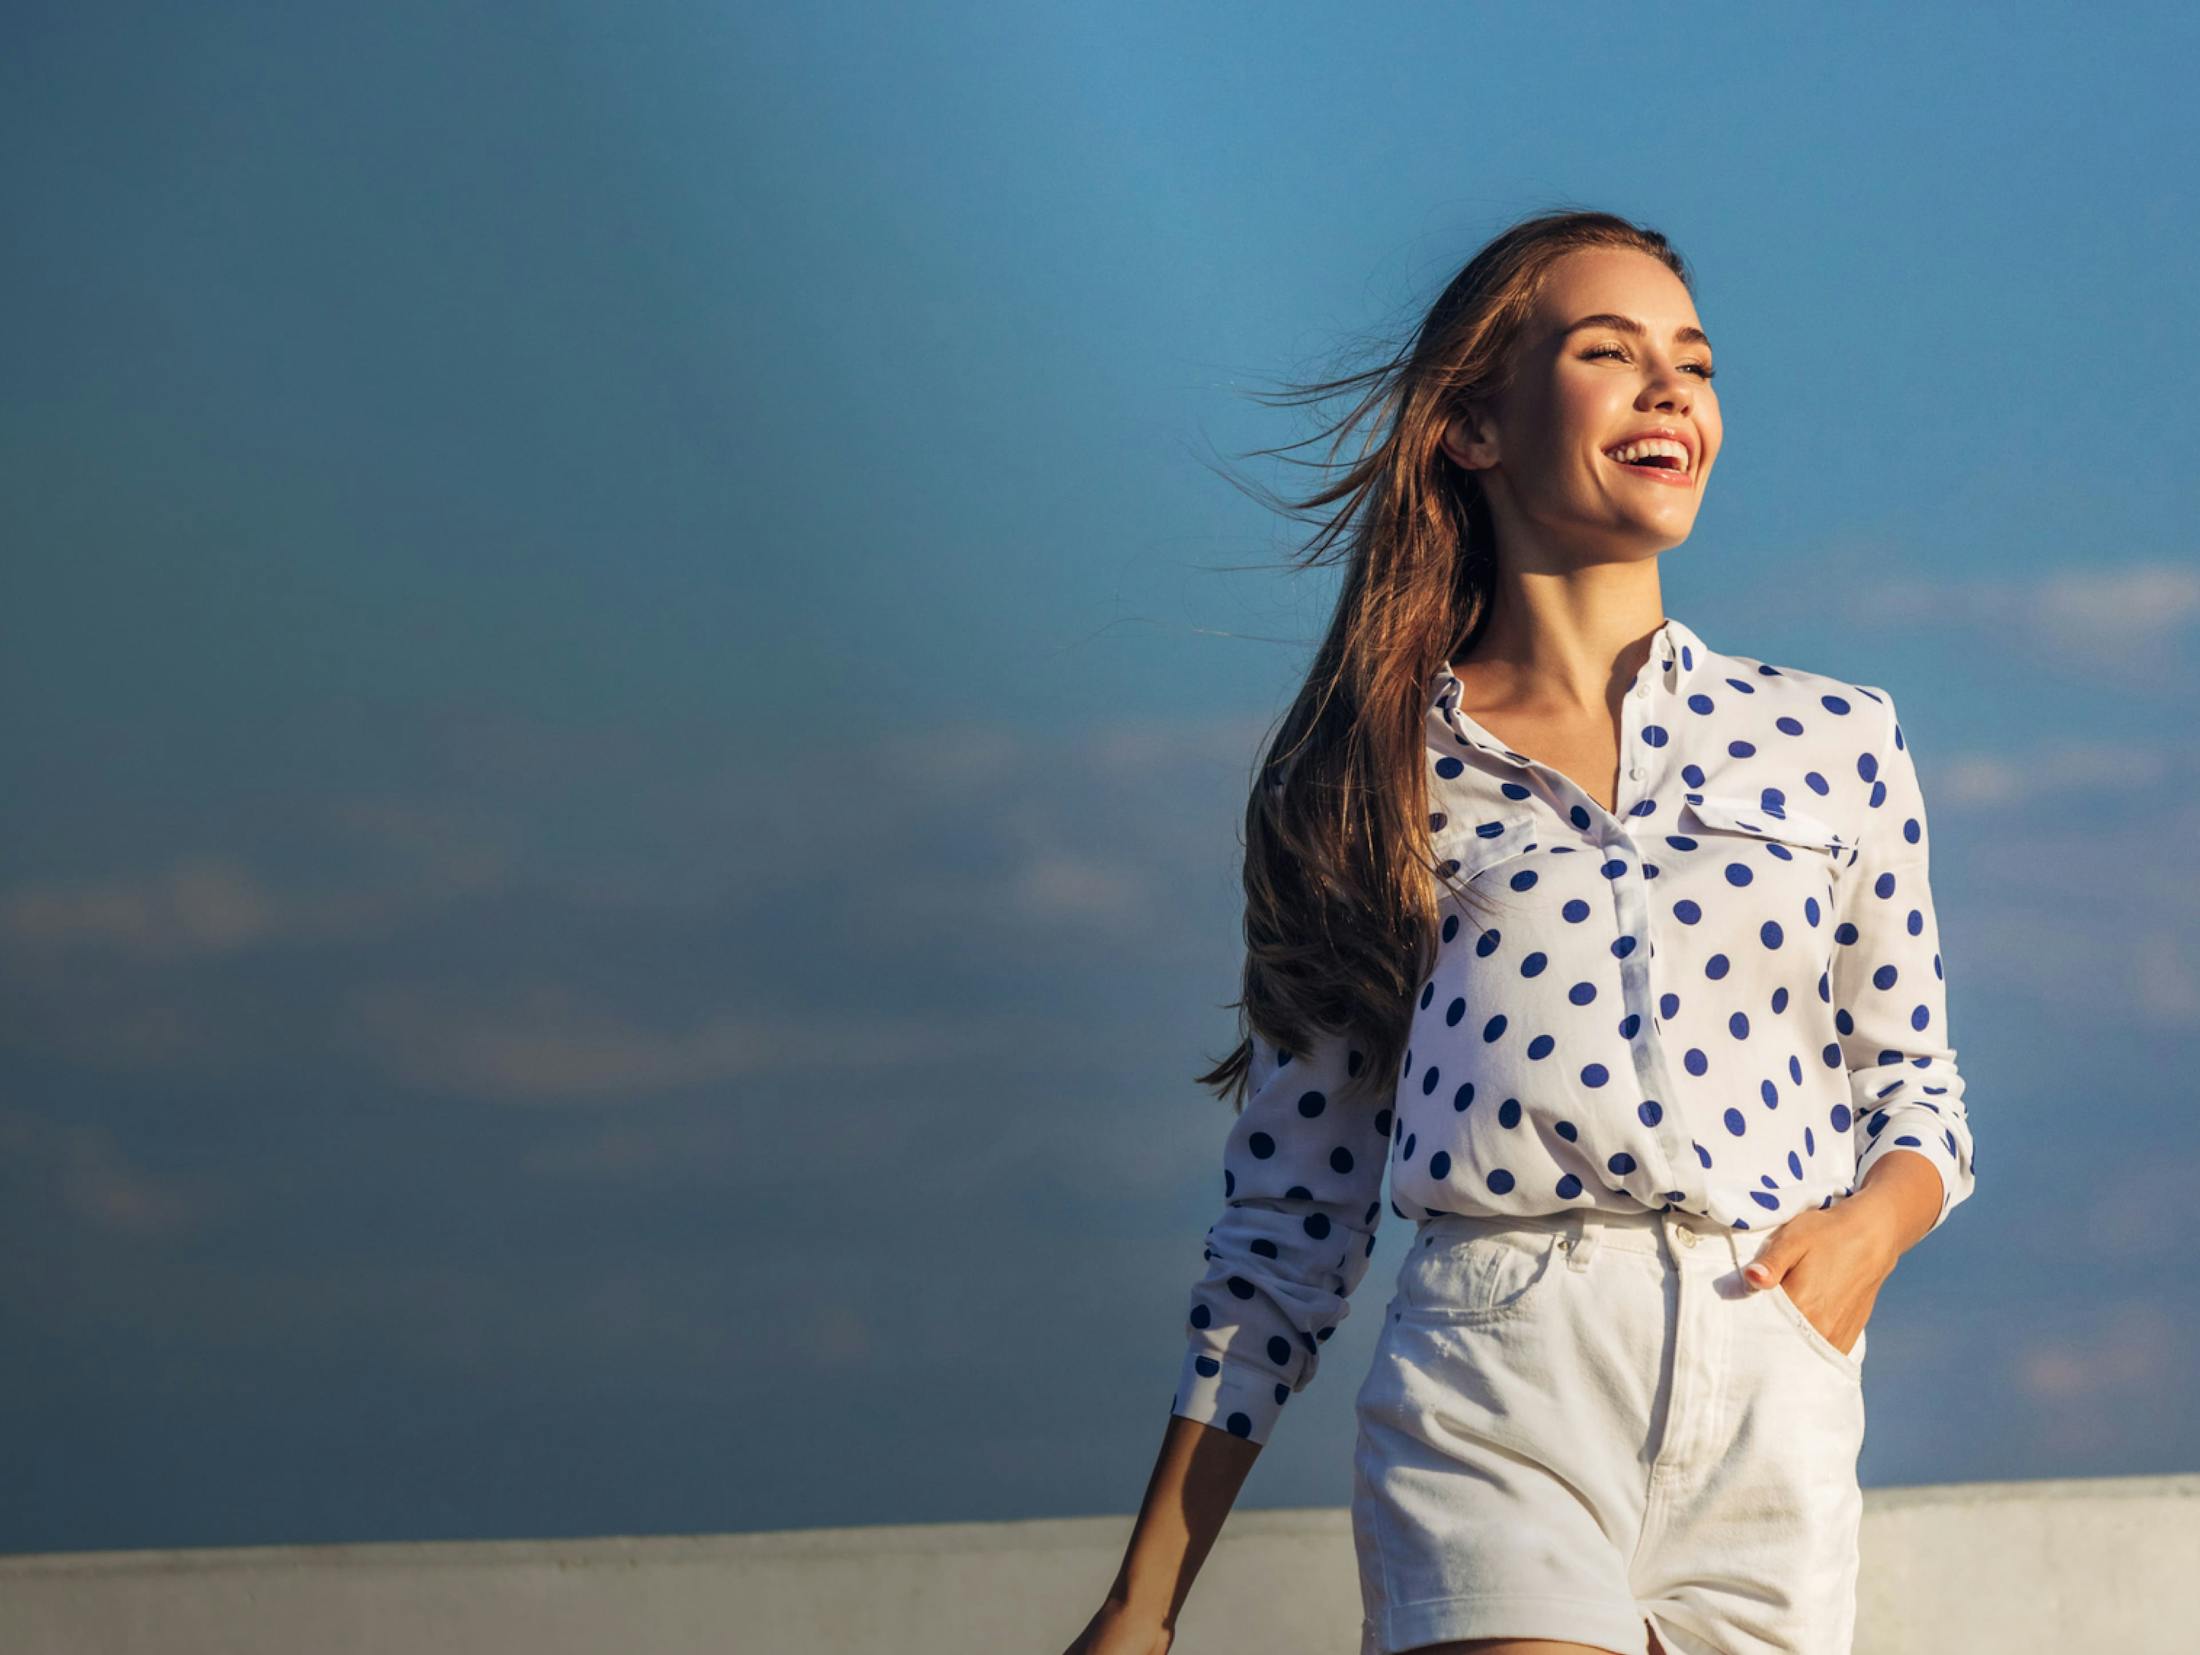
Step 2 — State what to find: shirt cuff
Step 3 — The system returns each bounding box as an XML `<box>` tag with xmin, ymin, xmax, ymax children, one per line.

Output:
<box><xmin>1854</xmin><ymin>1108</ymin><xmax>1966</xmax><ymax>1237</ymax></box>
<box><xmin>1169</xmin><ymin>1345</ymin><xmax>1291</xmax><ymax>1446</ymax></box>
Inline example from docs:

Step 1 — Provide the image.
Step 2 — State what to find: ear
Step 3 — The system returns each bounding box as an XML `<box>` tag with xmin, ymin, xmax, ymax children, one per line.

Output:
<box><xmin>1441</xmin><ymin>408</ymin><xmax>1498</xmax><ymax>473</ymax></box>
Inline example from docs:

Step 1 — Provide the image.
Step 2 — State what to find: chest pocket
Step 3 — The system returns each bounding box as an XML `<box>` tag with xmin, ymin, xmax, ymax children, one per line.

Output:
<box><xmin>1430</xmin><ymin>812</ymin><xmax>1539</xmax><ymax>891</ymax></box>
<box><xmin>1680</xmin><ymin>794</ymin><xmax>1858</xmax><ymax>869</ymax></box>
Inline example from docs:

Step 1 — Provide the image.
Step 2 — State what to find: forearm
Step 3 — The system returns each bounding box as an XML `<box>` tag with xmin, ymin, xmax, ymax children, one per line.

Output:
<box><xmin>1847</xmin><ymin>1146</ymin><xmax>1944</xmax><ymax>1265</ymax></box>
<box><xmin>1106</xmin><ymin>1413</ymin><xmax>1262</xmax><ymax>1628</ymax></box>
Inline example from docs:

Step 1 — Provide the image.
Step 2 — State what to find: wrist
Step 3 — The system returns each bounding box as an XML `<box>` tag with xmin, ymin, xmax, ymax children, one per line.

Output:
<box><xmin>1840</xmin><ymin>1180</ymin><xmax>1913</xmax><ymax>1273</ymax></box>
<box><xmin>1107</xmin><ymin>1550</ymin><xmax>1182</xmax><ymax>1621</ymax></box>
<box><xmin>1850</xmin><ymin>1145</ymin><xmax>1948</xmax><ymax>1263</ymax></box>
<box><xmin>1104</xmin><ymin>1580</ymin><xmax>1175</xmax><ymax>1628</ymax></box>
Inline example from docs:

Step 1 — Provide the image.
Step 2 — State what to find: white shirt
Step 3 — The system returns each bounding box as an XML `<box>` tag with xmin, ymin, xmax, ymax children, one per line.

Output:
<box><xmin>1172</xmin><ymin>615</ymin><xmax>1977</xmax><ymax>1444</ymax></box>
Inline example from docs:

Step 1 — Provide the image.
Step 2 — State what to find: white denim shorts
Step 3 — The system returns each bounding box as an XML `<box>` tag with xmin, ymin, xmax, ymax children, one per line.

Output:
<box><xmin>1352</xmin><ymin>1203</ymin><xmax>1867</xmax><ymax>1655</ymax></box>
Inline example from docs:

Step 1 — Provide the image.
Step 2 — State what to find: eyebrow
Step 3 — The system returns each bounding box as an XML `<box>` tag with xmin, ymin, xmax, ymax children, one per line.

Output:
<box><xmin>1561</xmin><ymin>313</ymin><xmax>1714</xmax><ymax>353</ymax></box>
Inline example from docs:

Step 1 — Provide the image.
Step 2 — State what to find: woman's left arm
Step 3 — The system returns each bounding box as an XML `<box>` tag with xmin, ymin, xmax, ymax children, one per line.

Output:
<box><xmin>1827</xmin><ymin>685</ymin><xmax>1979</xmax><ymax>1266</ymax></box>
<box><xmin>1742</xmin><ymin>687</ymin><xmax>1977</xmax><ymax>1325</ymax></box>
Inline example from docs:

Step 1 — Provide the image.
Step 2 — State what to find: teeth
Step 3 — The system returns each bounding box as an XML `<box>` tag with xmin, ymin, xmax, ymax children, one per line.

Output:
<box><xmin>1603</xmin><ymin>438</ymin><xmax>1691</xmax><ymax>471</ymax></box>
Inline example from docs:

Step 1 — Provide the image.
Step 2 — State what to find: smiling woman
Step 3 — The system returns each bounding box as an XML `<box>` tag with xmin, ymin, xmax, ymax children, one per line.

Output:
<box><xmin>1066</xmin><ymin>209</ymin><xmax>1975</xmax><ymax>1655</ymax></box>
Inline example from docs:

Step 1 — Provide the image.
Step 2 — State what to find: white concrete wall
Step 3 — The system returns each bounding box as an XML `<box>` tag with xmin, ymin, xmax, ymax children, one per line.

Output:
<box><xmin>2</xmin><ymin>1474</ymin><xmax>2194</xmax><ymax>1653</ymax></box>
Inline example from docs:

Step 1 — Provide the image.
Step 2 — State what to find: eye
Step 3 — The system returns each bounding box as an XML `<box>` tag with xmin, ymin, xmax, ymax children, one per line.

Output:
<box><xmin>1582</xmin><ymin>342</ymin><xmax>1717</xmax><ymax>380</ymax></box>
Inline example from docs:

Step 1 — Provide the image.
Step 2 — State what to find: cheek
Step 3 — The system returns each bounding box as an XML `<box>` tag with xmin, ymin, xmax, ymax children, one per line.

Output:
<box><xmin>1542</xmin><ymin>385</ymin><xmax>1624</xmax><ymax>469</ymax></box>
<box><xmin>1695</xmin><ymin>399</ymin><xmax>1722</xmax><ymax>467</ymax></box>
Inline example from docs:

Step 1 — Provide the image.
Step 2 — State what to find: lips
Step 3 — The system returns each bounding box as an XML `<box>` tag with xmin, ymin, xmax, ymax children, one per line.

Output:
<box><xmin>1605</xmin><ymin>453</ymin><xmax>1695</xmax><ymax>488</ymax></box>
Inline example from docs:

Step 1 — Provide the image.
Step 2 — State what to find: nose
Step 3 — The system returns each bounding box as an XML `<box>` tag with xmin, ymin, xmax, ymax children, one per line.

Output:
<box><xmin>1642</xmin><ymin>371</ymin><xmax>1693</xmax><ymax>414</ymax></box>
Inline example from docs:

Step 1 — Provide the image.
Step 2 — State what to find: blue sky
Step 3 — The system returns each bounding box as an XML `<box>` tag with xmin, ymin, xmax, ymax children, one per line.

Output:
<box><xmin>4</xmin><ymin>2</ymin><xmax>2197</xmax><ymax>1553</ymax></box>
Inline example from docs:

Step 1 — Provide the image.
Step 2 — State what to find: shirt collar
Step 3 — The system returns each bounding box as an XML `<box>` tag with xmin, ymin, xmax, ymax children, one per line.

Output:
<box><xmin>1427</xmin><ymin>614</ymin><xmax>1709</xmax><ymax>766</ymax></box>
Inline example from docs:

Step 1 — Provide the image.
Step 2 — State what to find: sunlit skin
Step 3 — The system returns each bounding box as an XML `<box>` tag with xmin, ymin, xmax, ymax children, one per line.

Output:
<box><xmin>1441</xmin><ymin>245</ymin><xmax>1725</xmax><ymax>585</ymax></box>
<box><xmin>1431</xmin><ymin>263</ymin><xmax>1944</xmax><ymax>1655</ymax></box>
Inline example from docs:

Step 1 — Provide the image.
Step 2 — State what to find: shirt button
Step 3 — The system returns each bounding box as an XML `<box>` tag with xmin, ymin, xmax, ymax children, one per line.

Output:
<box><xmin>1682</xmin><ymin>1231</ymin><xmax>1698</xmax><ymax>1248</ymax></box>
<box><xmin>1629</xmin><ymin>764</ymin><xmax>1644</xmax><ymax>780</ymax></box>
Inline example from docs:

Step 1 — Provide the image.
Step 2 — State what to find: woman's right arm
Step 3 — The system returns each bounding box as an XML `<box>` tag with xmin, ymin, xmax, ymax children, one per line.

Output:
<box><xmin>1068</xmin><ymin>1027</ymin><xmax>1390</xmax><ymax>1649</ymax></box>
<box><xmin>1062</xmin><ymin>1415</ymin><xmax>1261</xmax><ymax>1651</ymax></box>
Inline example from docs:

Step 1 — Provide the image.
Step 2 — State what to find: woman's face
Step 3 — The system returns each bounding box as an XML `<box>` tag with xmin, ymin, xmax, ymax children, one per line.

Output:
<box><xmin>1443</xmin><ymin>246</ymin><xmax>1722</xmax><ymax>560</ymax></box>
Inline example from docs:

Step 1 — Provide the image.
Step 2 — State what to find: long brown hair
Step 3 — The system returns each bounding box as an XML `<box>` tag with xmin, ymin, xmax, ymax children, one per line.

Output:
<box><xmin>1195</xmin><ymin>209</ymin><xmax>1695</xmax><ymax>1112</ymax></box>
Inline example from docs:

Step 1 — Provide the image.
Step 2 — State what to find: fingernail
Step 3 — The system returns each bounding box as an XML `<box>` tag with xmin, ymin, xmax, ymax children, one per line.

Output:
<box><xmin>1745</xmin><ymin>1264</ymin><xmax>1769</xmax><ymax>1285</ymax></box>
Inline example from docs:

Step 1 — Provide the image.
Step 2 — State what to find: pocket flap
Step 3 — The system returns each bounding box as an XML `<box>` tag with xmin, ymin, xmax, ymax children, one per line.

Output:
<box><xmin>1683</xmin><ymin>794</ymin><xmax>1856</xmax><ymax>853</ymax></box>
<box><xmin>1431</xmin><ymin>812</ymin><xmax>1539</xmax><ymax>882</ymax></box>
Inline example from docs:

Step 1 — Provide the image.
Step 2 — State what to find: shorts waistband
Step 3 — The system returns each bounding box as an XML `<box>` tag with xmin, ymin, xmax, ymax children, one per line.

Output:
<box><xmin>1415</xmin><ymin>1202</ymin><xmax>1752</xmax><ymax>1268</ymax></box>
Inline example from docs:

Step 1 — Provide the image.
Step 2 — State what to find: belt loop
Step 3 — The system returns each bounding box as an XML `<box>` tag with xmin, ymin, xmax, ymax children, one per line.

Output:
<box><xmin>1565</xmin><ymin>1209</ymin><xmax>1597</xmax><ymax>1271</ymax></box>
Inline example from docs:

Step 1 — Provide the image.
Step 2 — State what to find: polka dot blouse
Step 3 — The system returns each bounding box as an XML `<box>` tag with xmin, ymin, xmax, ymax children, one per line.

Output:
<box><xmin>1171</xmin><ymin>615</ymin><xmax>1977</xmax><ymax>1445</ymax></box>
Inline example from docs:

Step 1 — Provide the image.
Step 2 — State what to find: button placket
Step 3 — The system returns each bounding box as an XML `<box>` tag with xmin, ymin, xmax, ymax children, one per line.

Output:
<box><xmin>1613</xmin><ymin>685</ymin><xmax>1640</xmax><ymax>818</ymax></box>
<box><xmin>1609</xmin><ymin>838</ymin><xmax>1688</xmax><ymax>1204</ymax></box>
<box><xmin>1428</xmin><ymin>634</ymin><xmax>1708</xmax><ymax>1216</ymax></box>
<box><xmin>1628</xmin><ymin>672</ymin><xmax>1649</xmax><ymax>782</ymax></box>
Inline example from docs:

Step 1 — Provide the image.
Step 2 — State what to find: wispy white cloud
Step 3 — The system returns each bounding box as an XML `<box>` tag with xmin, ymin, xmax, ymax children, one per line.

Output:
<box><xmin>2013</xmin><ymin>1299</ymin><xmax>2187</xmax><ymax>1456</ymax></box>
<box><xmin>1005</xmin><ymin>852</ymin><xmax>1157</xmax><ymax>933</ymax></box>
<box><xmin>1833</xmin><ymin>558</ymin><xmax>2200</xmax><ymax>683</ymax></box>
<box><xmin>0</xmin><ymin>1107</ymin><xmax>213</xmax><ymax>1238</ymax></box>
<box><xmin>1932</xmin><ymin>743</ymin><xmax>2174</xmax><ymax>808</ymax></box>
<box><xmin>2033</xmin><ymin>564</ymin><xmax>2200</xmax><ymax>659</ymax></box>
<box><xmin>337</xmin><ymin>982</ymin><xmax>1059</xmax><ymax>1103</ymax></box>
<box><xmin>7</xmin><ymin>667</ymin><xmax>2198</xmax><ymax>1110</ymax></box>
<box><xmin>2080</xmin><ymin>1153</ymin><xmax>2200</xmax><ymax>1259</ymax></box>
<box><xmin>0</xmin><ymin>859</ymin><xmax>284</xmax><ymax>958</ymax></box>
<box><xmin>0</xmin><ymin>796</ymin><xmax>511</xmax><ymax>960</ymax></box>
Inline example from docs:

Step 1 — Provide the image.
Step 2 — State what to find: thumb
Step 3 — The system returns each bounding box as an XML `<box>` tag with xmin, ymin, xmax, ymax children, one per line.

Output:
<box><xmin>1743</xmin><ymin>1248</ymin><xmax>1785</xmax><ymax>1290</ymax></box>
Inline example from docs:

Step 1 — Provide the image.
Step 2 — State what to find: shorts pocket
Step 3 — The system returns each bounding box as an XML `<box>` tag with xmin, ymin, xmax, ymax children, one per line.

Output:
<box><xmin>1766</xmin><ymin>1279</ymin><xmax>1867</xmax><ymax>1380</ymax></box>
<box><xmin>1397</xmin><ymin>1224</ymin><xmax>1565</xmax><ymax>1323</ymax></box>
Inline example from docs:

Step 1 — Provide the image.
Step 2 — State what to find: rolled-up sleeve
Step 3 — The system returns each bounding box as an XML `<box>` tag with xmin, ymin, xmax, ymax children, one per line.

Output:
<box><xmin>1170</xmin><ymin>1025</ymin><xmax>1390</xmax><ymax>1444</ymax></box>
<box><xmin>1829</xmin><ymin>686</ymin><xmax>1977</xmax><ymax>1237</ymax></box>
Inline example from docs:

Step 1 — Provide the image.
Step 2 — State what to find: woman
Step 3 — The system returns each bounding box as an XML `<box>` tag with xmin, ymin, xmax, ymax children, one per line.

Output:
<box><xmin>1067</xmin><ymin>210</ymin><xmax>1976</xmax><ymax>1655</ymax></box>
